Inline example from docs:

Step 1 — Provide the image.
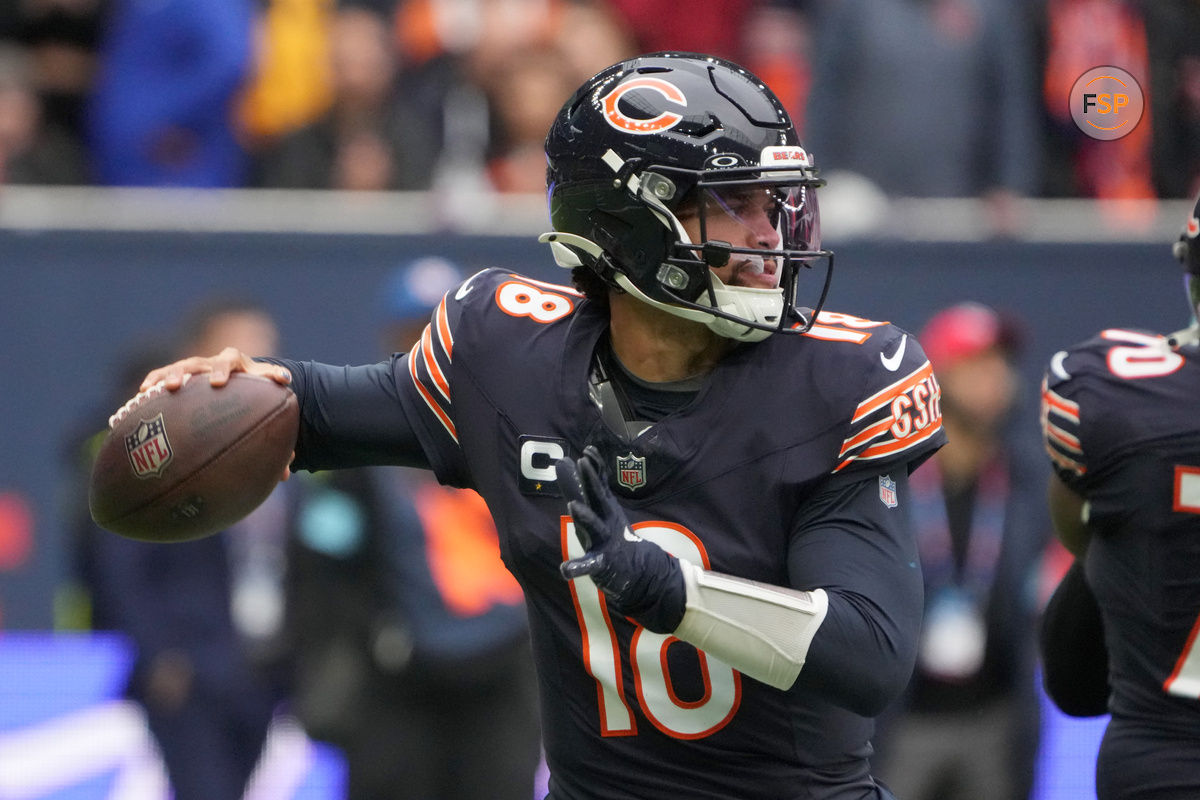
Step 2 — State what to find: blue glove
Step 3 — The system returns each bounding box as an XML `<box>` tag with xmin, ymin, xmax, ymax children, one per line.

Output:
<box><xmin>556</xmin><ymin>446</ymin><xmax>686</xmax><ymax>634</ymax></box>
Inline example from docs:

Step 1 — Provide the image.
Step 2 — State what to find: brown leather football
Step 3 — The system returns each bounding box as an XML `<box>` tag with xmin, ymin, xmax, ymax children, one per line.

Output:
<box><xmin>89</xmin><ymin>372</ymin><xmax>299</xmax><ymax>542</ymax></box>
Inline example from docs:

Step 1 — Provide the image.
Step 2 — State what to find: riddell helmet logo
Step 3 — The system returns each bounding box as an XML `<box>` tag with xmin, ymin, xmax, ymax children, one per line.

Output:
<box><xmin>601</xmin><ymin>77</ymin><xmax>687</xmax><ymax>135</ymax></box>
<box><xmin>1188</xmin><ymin>216</ymin><xmax>1199</xmax><ymax>238</ymax></box>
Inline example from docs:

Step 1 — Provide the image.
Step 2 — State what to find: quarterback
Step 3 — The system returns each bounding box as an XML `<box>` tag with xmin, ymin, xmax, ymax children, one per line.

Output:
<box><xmin>143</xmin><ymin>53</ymin><xmax>945</xmax><ymax>799</ymax></box>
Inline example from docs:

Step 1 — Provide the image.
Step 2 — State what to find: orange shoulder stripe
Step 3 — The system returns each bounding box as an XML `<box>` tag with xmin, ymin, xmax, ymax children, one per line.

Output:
<box><xmin>851</xmin><ymin>362</ymin><xmax>934</xmax><ymax>424</ymax></box>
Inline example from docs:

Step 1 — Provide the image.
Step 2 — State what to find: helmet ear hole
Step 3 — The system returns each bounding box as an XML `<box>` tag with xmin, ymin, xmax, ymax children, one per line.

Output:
<box><xmin>589</xmin><ymin>210</ymin><xmax>634</xmax><ymax>265</ymax></box>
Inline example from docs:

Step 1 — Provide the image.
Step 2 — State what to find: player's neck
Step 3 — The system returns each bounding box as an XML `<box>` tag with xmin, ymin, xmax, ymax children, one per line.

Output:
<box><xmin>607</xmin><ymin>293</ymin><xmax>731</xmax><ymax>383</ymax></box>
<box><xmin>938</xmin><ymin>417</ymin><xmax>1000</xmax><ymax>487</ymax></box>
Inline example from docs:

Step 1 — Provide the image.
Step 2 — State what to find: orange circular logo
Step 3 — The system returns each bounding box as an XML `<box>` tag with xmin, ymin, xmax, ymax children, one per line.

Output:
<box><xmin>601</xmin><ymin>77</ymin><xmax>688</xmax><ymax>135</ymax></box>
<box><xmin>1069</xmin><ymin>66</ymin><xmax>1144</xmax><ymax>141</ymax></box>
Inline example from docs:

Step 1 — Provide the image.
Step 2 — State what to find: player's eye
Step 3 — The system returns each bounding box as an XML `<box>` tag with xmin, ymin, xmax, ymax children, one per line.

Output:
<box><xmin>710</xmin><ymin>188</ymin><xmax>754</xmax><ymax>218</ymax></box>
<box><xmin>765</xmin><ymin>192</ymin><xmax>783</xmax><ymax>226</ymax></box>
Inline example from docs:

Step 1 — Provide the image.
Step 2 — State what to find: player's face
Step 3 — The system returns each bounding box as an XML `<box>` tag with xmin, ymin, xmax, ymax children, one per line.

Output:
<box><xmin>677</xmin><ymin>187</ymin><xmax>782</xmax><ymax>290</ymax></box>
<box><xmin>940</xmin><ymin>347</ymin><xmax>1017</xmax><ymax>431</ymax></box>
<box><xmin>197</xmin><ymin>312</ymin><xmax>280</xmax><ymax>359</ymax></box>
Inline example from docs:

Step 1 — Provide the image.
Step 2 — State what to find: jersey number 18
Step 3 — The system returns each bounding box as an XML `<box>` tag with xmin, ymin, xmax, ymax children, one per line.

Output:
<box><xmin>562</xmin><ymin>518</ymin><xmax>741</xmax><ymax>739</ymax></box>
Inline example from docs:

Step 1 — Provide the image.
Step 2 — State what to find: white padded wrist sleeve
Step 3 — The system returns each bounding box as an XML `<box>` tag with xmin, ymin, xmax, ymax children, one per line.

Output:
<box><xmin>672</xmin><ymin>560</ymin><xmax>828</xmax><ymax>690</ymax></box>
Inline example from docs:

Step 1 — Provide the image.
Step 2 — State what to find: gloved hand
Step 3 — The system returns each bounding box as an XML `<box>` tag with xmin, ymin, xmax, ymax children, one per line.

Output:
<box><xmin>556</xmin><ymin>446</ymin><xmax>686</xmax><ymax>634</ymax></box>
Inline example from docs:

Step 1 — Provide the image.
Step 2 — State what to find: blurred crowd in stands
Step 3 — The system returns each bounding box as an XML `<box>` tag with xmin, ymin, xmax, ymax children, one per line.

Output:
<box><xmin>0</xmin><ymin>0</ymin><xmax>1198</xmax><ymax>202</ymax></box>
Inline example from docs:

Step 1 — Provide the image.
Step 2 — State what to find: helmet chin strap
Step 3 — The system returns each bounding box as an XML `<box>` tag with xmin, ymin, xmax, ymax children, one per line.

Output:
<box><xmin>538</xmin><ymin>231</ymin><xmax>786</xmax><ymax>344</ymax></box>
<box><xmin>1167</xmin><ymin>273</ymin><xmax>1200</xmax><ymax>349</ymax></box>
<box><xmin>538</xmin><ymin>231</ymin><xmax>603</xmax><ymax>268</ymax></box>
<box><xmin>623</xmin><ymin>164</ymin><xmax>785</xmax><ymax>343</ymax></box>
<box><xmin>701</xmin><ymin>275</ymin><xmax>784</xmax><ymax>342</ymax></box>
<box><xmin>1167</xmin><ymin>324</ymin><xmax>1200</xmax><ymax>349</ymax></box>
<box><xmin>612</xmin><ymin>272</ymin><xmax>782</xmax><ymax>343</ymax></box>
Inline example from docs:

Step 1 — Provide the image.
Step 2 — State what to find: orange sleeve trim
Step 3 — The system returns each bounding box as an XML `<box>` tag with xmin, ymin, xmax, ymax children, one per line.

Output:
<box><xmin>408</xmin><ymin>345</ymin><xmax>457</xmax><ymax>442</ymax></box>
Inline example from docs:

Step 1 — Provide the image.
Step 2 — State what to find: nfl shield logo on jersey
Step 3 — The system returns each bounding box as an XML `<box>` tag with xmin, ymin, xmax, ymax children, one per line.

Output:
<box><xmin>125</xmin><ymin>413</ymin><xmax>174</xmax><ymax>479</ymax></box>
<box><xmin>616</xmin><ymin>452</ymin><xmax>647</xmax><ymax>491</ymax></box>
<box><xmin>878</xmin><ymin>475</ymin><xmax>898</xmax><ymax>508</ymax></box>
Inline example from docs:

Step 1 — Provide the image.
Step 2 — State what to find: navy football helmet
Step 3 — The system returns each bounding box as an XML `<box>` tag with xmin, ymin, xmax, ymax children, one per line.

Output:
<box><xmin>1170</xmin><ymin>191</ymin><xmax>1200</xmax><ymax>348</ymax></box>
<box><xmin>540</xmin><ymin>52</ymin><xmax>832</xmax><ymax>342</ymax></box>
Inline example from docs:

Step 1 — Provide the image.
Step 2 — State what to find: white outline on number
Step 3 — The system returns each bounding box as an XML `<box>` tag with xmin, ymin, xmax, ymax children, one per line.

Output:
<box><xmin>1101</xmin><ymin>329</ymin><xmax>1184</xmax><ymax>380</ymax></box>
<box><xmin>561</xmin><ymin>518</ymin><xmax>741</xmax><ymax>739</ymax></box>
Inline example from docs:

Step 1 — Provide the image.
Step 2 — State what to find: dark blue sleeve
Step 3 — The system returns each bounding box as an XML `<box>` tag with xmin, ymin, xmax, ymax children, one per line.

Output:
<box><xmin>265</xmin><ymin>356</ymin><xmax>432</xmax><ymax>473</ymax></box>
<box><xmin>788</xmin><ymin>471</ymin><xmax>923</xmax><ymax>717</ymax></box>
<box><xmin>1039</xmin><ymin>560</ymin><xmax>1109</xmax><ymax>717</ymax></box>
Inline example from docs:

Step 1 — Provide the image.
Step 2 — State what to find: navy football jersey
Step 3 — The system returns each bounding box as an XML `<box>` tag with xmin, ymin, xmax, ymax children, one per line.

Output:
<box><xmin>284</xmin><ymin>269</ymin><xmax>945</xmax><ymax>799</ymax></box>
<box><xmin>1042</xmin><ymin>330</ymin><xmax>1200</xmax><ymax>752</ymax></box>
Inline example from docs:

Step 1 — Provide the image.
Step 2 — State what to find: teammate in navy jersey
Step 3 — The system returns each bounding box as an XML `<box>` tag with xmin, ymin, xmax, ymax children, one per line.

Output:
<box><xmin>141</xmin><ymin>53</ymin><xmax>946</xmax><ymax>799</ymax></box>
<box><xmin>1040</xmin><ymin>192</ymin><xmax>1200</xmax><ymax>799</ymax></box>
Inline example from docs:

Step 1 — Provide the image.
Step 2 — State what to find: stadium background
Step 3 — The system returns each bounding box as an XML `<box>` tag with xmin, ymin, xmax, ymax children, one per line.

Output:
<box><xmin>0</xmin><ymin>190</ymin><xmax>1188</xmax><ymax>797</ymax></box>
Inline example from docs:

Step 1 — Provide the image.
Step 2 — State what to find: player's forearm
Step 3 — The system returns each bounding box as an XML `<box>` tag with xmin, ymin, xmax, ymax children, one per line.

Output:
<box><xmin>672</xmin><ymin>561</ymin><xmax>828</xmax><ymax>691</ymax></box>
<box><xmin>263</xmin><ymin>357</ymin><xmax>431</xmax><ymax>471</ymax></box>
<box><xmin>670</xmin><ymin>563</ymin><xmax>914</xmax><ymax>717</ymax></box>
<box><xmin>1039</xmin><ymin>561</ymin><xmax>1109</xmax><ymax>716</ymax></box>
<box><xmin>1048</xmin><ymin>473</ymin><xmax>1090</xmax><ymax>556</ymax></box>
<box><xmin>782</xmin><ymin>474</ymin><xmax>924</xmax><ymax>716</ymax></box>
<box><xmin>797</xmin><ymin>589</ymin><xmax>919</xmax><ymax>716</ymax></box>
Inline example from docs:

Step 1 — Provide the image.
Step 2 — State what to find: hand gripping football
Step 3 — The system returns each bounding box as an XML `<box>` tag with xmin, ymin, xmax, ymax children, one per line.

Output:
<box><xmin>89</xmin><ymin>372</ymin><xmax>299</xmax><ymax>542</ymax></box>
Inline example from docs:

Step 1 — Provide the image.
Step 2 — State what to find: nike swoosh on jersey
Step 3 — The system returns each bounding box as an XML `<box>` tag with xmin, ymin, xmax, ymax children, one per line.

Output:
<box><xmin>880</xmin><ymin>334</ymin><xmax>907</xmax><ymax>372</ymax></box>
<box><xmin>454</xmin><ymin>275</ymin><xmax>478</xmax><ymax>300</ymax></box>
<box><xmin>1050</xmin><ymin>350</ymin><xmax>1071</xmax><ymax>380</ymax></box>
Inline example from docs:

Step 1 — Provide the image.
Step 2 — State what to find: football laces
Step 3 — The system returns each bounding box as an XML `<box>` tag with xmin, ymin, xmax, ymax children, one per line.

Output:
<box><xmin>108</xmin><ymin>373</ymin><xmax>191</xmax><ymax>430</ymax></box>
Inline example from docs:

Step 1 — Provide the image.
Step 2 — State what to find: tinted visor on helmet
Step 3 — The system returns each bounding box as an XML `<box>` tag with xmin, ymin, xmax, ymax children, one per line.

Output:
<box><xmin>655</xmin><ymin>164</ymin><xmax>831</xmax><ymax>333</ymax></box>
<box><xmin>693</xmin><ymin>182</ymin><xmax>822</xmax><ymax>271</ymax></box>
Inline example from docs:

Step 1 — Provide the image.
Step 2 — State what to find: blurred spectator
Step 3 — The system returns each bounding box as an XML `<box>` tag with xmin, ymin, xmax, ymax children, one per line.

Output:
<box><xmin>0</xmin><ymin>0</ymin><xmax>19</xmax><ymax>40</ymax></box>
<box><xmin>387</xmin><ymin>0</ymin><xmax>633</xmax><ymax>199</ymax></box>
<box><xmin>1040</xmin><ymin>0</ymin><xmax>1154</xmax><ymax>201</ymax></box>
<box><xmin>238</xmin><ymin>0</ymin><xmax>335</xmax><ymax>151</ymax></box>
<box><xmin>805</xmin><ymin>0</ymin><xmax>1039</xmax><ymax>231</ymax></box>
<box><xmin>17</xmin><ymin>0</ymin><xmax>107</xmax><ymax>147</ymax></box>
<box><xmin>69</xmin><ymin>299</ymin><xmax>296</xmax><ymax>800</ymax></box>
<box><xmin>1040</xmin><ymin>0</ymin><xmax>1200</xmax><ymax>200</ymax></box>
<box><xmin>285</xmin><ymin>257</ymin><xmax>542</xmax><ymax>800</ymax></box>
<box><xmin>1144</xmin><ymin>2</ymin><xmax>1200</xmax><ymax>198</ymax></box>
<box><xmin>389</xmin><ymin>0</ymin><xmax>565</xmax><ymax>200</ymax></box>
<box><xmin>551</xmin><ymin>0</ymin><xmax>634</xmax><ymax>91</ymax></box>
<box><xmin>86</xmin><ymin>0</ymin><xmax>254</xmax><ymax>186</ymax></box>
<box><xmin>483</xmin><ymin>45</ymin><xmax>578</xmax><ymax>193</ymax></box>
<box><xmin>739</xmin><ymin>1</ymin><xmax>814</xmax><ymax>131</ymax></box>
<box><xmin>478</xmin><ymin>1</ymin><xmax>635</xmax><ymax>193</ymax></box>
<box><xmin>0</xmin><ymin>40</ymin><xmax>89</xmax><ymax>183</ymax></box>
<box><xmin>872</xmin><ymin>302</ymin><xmax>1050</xmax><ymax>800</ymax></box>
<box><xmin>255</xmin><ymin>6</ymin><xmax>433</xmax><ymax>191</ymax></box>
<box><xmin>589</xmin><ymin>0</ymin><xmax>813</xmax><ymax>124</ymax></box>
<box><xmin>601</xmin><ymin>0</ymin><xmax>761</xmax><ymax>63</ymax></box>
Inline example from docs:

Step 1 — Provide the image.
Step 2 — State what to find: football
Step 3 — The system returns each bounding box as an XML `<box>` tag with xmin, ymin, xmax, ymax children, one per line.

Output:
<box><xmin>89</xmin><ymin>372</ymin><xmax>299</xmax><ymax>542</ymax></box>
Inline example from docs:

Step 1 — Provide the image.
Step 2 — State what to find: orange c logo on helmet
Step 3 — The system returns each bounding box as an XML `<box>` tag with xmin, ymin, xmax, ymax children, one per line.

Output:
<box><xmin>601</xmin><ymin>77</ymin><xmax>688</xmax><ymax>135</ymax></box>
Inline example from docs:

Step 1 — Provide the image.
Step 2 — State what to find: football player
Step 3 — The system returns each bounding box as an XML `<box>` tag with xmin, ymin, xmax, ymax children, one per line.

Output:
<box><xmin>142</xmin><ymin>53</ymin><xmax>946</xmax><ymax>799</ymax></box>
<box><xmin>1040</xmin><ymin>192</ymin><xmax>1200</xmax><ymax>798</ymax></box>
